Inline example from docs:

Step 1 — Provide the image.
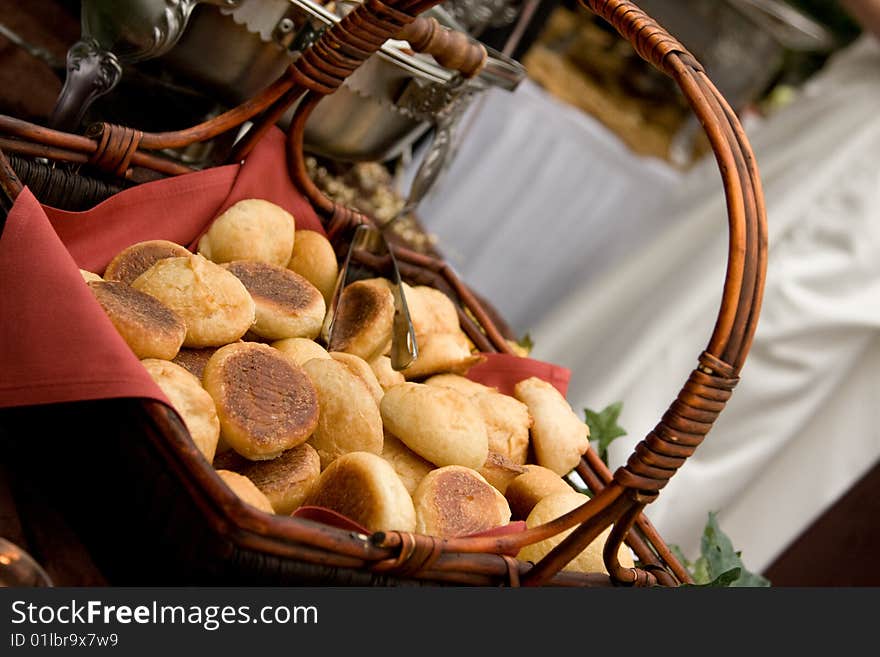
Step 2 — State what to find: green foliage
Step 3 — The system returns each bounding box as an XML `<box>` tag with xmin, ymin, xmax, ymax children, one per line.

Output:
<box><xmin>584</xmin><ymin>401</ymin><xmax>627</xmax><ymax>465</ymax></box>
<box><xmin>516</xmin><ymin>332</ymin><xmax>534</xmax><ymax>354</ymax></box>
<box><xmin>672</xmin><ymin>513</ymin><xmax>772</xmax><ymax>588</ymax></box>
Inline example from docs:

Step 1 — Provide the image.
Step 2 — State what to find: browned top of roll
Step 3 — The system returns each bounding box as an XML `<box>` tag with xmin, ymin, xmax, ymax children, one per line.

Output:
<box><xmin>223</xmin><ymin>261</ymin><xmax>322</xmax><ymax>314</ymax></box>
<box><xmin>420</xmin><ymin>468</ymin><xmax>505</xmax><ymax>537</ymax></box>
<box><xmin>172</xmin><ymin>346</ymin><xmax>220</xmax><ymax>380</ymax></box>
<box><xmin>213</xmin><ymin>443</ymin><xmax>319</xmax><ymax>498</ymax></box>
<box><xmin>104</xmin><ymin>240</ymin><xmax>191</xmax><ymax>284</ymax></box>
<box><xmin>89</xmin><ymin>280</ymin><xmax>185</xmax><ymax>342</ymax></box>
<box><xmin>330</xmin><ymin>280</ymin><xmax>392</xmax><ymax>350</ymax></box>
<box><xmin>208</xmin><ymin>343</ymin><xmax>319</xmax><ymax>453</ymax></box>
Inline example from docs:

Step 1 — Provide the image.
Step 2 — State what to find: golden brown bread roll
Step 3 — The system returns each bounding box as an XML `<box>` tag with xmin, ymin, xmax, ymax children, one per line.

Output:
<box><xmin>103</xmin><ymin>239</ymin><xmax>191</xmax><ymax>284</ymax></box>
<box><xmin>412</xmin><ymin>466</ymin><xmax>511</xmax><ymax>538</ymax></box>
<box><xmin>328</xmin><ymin>278</ymin><xmax>394</xmax><ymax>361</ymax></box>
<box><xmin>478</xmin><ymin>451</ymin><xmax>527</xmax><ymax>495</ymax></box>
<box><xmin>369</xmin><ymin>355</ymin><xmax>406</xmax><ymax>391</ymax></box>
<box><xmin>425</xmin><ymin>374</ymin><xmax>531</xmax><ymax>465</ymax></box>
<box><xmin>80</xmin><ymin>269</ymin><xmax>103</xmax><ymax>283</ymax></box>
<box><xmin>302</xmin><ymin>451</ymin><xmax>416</xmax><ymax>532</ymax></box>
<box><xmin>514</xmin><ymin>377</ymin><xmax>591</xmax><ymax>476</ymax></box>
<box><xmin>89</xmin><ymin>280</ymin><xmax>186</xmax><ymax>360</ymax></box>
<box><xmin>216</xmin><ymin>469</ymin><xmax>275</xmax><ymax>514</ymax></box>
<box><xmin>381</xmin><ymin>433</ymin><xmax>434</xmax><ymax>496</ymax></box>
<box><xmin>141</xmin><ymin>358</ymin><xmax>220</xmax><ymax>463</ymax></box>
<box><xmin>287</xmin><ymin>230</ymin><xmax>339</xmax><ymax>306</ymax></box>
<box><xmin>198</xmin><ymin>199</ymin><xmax>295</xmax><ymax>267</ymax></box>
<box><xmin>379</xmin><ymin>382</ymin><xmax>488</xmax><ymax>470</ymax></box>
<box><xmin>400</xmin><ymin>331</ymin><xmax>482</xmax><ymax>380</ymax></box>
<box><xmin>406</xmin><ymin>285</ymin><xmax>462</xmax><ymax>336</ymax></box>
<box><xmin>171</xmin><ymin>346</ymin><xmax>220</xmax><ymax>381</ymax></box>
<box><xmin>505</xmin><ymin>465</ymin><xmax>575</xmax><ymax>520</ymax></box>
<box><xmin>270</xmin><ymin>337</ymin><xmax>331</xmax><ymax>367</ymax></box>
<box><xmin>132</xmin><ymin>254</ymin><xmax>256</xmax><ymax>348</ymax></box>
<box><xmin>213</xmin><ymin>443</ymin><xmax>320</xmax><ymax>515</ymax></box>
<box><xmin>424</xmin><ymin>373</ymin><xmax>495</xmax><ymax>397</ymax></box>
<box><xmin>473</xmin><ymin>391</ymin><xmax>532</xmax><ymax>465</ymax></box>
<box><xmin>517</xmin><ymin>492</ymin><xmax>635</xmax><ymax>574</ymax></box>
<box><xmin>329</xmin><ymin>351</ymin><xmax>384</xmax><ymax>405</ymax></box>
<box><xmin>203</xmin><ymin>342</ymin><xmax>319</xmax><ymax>461</ymax></box>
<box><xmin>222</xmin><ymin>260</ymin><xmax>325</xmax><ymax>340</ymax></box>
<box><xmin>301</xmin><ymin>358</ymin><xmax>383</xmax><ymax>469</ymax></box>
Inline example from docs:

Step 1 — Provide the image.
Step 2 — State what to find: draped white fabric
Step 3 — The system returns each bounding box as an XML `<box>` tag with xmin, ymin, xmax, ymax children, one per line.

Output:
<box><xmin>416</xmin><ymin>35</ymin><xmax>880</xmax><ymax>575</ymax></box>
<box><xmin>411</xmin><ymin>77</ymin><xmax>682</xmax><ymax>334</ymax></box>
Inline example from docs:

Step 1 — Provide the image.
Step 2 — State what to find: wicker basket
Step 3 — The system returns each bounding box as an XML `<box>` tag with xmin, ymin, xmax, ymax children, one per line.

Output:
<box><xmin>0</xmin><ymin>0</ymin><xmax>766</xmax><ymax>587</ymax></box>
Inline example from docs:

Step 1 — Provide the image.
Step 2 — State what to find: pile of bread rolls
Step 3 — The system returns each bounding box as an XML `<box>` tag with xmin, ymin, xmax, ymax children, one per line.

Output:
<box><xmin>81</xmin><ymin>198</ymin><xmax>633</xmax><ymax>575</ymax></box>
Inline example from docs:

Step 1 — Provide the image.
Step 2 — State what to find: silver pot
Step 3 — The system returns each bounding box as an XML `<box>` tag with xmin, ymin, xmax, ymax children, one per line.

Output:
<box><xmin>152</xmin><ymin>0</ymin><xmax>526</xmax><ymax>162</ymax></box>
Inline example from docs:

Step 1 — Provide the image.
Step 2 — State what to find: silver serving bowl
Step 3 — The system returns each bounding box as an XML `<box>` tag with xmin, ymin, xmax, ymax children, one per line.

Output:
<box><xmin>160</xmin><ymin>0</ymin><xmax>526</xmax><ymax>162</ymax></box>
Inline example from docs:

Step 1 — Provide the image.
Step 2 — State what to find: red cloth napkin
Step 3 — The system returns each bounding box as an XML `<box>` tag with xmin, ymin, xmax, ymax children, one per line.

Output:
<box><xmin>466</xmin><ymin>352</ymin><xmax>570</xmax><ymax>397</ymax></box>
<box><xmin>0</xmin><ymin>127</ymin><xmax>322</xmax><ymax>409</ymax></box>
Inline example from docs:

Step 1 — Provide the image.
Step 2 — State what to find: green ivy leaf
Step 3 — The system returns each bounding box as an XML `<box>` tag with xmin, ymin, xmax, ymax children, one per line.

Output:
<box><xmin>517</xmin><ymin>332</ymin><xmax>534</xmax><ymax>354</ymax></box>
<box><xmin>668</xmin><ymin>514</ymin><xmax>771</xmax><ymax>587</ymax></box>
<box><xmin>699</xmin><ymin>512</ymin><xmax>771</xmax><ymax>587</ymax></box>
<box><xmin>584</xmin><ymin>401</ymin><xmax>627</xmax><ymax>466</ymax></box>
<box><xmin>683</xmin><ymin>568</ymin><xmax>742</xmax><ymax>588</ymax></box>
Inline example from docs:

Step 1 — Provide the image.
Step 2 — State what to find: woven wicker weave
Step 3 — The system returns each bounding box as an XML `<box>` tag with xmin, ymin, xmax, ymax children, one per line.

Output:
<box><xmin>0</xmin><ymin>0</ymin><xmax>766</xmax><ymax>587</ymax></box>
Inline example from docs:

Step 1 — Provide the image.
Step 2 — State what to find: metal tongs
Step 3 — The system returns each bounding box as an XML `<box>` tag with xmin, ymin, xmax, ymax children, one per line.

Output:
<box><xmin>321</xmin><ymin>222</ymin><xmax>419</xmax><ymax>371</ymax></box>
<box><xmin>321</xmin><ymin>72</ymin><xmax>472</xmax><ymax>371</ymax></box>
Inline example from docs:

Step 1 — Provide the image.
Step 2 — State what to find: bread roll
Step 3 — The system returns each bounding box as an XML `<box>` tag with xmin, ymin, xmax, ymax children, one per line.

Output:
<box><xmin>505</xmin><ymin>465</ymin><xmax>574</xmax><ymax>520</ymax></box>
<box><xmin>328</xmin><ymin>279</ymin><xmax>394</xmax><ymax>361</ymax></box>
<box><xmin>381</xmin><ymin>433</ymin><xmax>434</xmax><ymax>496</ymax></box>
<box><xmin>287</xmin><ymin>230</ymin><xmax>339</xmax><ymax>305</ymax></box>
<box><xmin>302</xmin><ymin>452</ymin><xmax>416</xmax><ymax>532</ymax></box>
<box><xmin>222</xmin><ymin>260</ymin><xmax>325</xmax><ymax>340</ymax></box>
<box><xmin>198</xmin><ymin>199</ymin><xmax>295</xmax><ymax>267</ymax></box>
<box><xmin>203</xmin><ymin>342</ymin><xmax>319</xmax><ymax>460</ymax></box>
<box><xmin>141</xmin><ymin>358</ymin><xmax>220</xmax><ymax>463</ymax></box>
<box><xmin>89</xmin><ymin>281</ymin><xmax>186</xmax><ymax>360</ymax></box>
<box><xmin>369</xmin><ymin>355</ymin><xmax>405</xmax><ymax>391</ymax></box>
<box><xmin>380</xmin><ymin>383</ymin><xmax>488</xmax><ymax>470</ymax></box>
<box><xmin>473</xmin><ymin>392</ymin><xmax>531</xmax><ymax>465</ymax></box>
<box><xmin>329</xmin><ymin>351</ymin><xmax>384</xmax><ymax>405</ymax></box>
<box><xmin>424</xmin><ymin>373</ymin><xmax>495</xmax><ymax>397</ymax></box>
<box><xmin>401</xmin><ymin>331</ymin><xmax>482</xmax><ymax>380</ymax></box>
<box><xmin>132</xmin><ymin>254</ymin><xmax>256</xmax><ymax>348</ymax></box>
<box><xmin>80</xmin><ymin>269</ymin><xmax>103</xmax><ymax>283</ymax></box>
<box><xmin>406</xmin><ymin>285</ymin><xmax>461</xmax><ymax>336</ymax></box>
<box><xmin>213</xmin><ymin>443</ymin><xmax>320</xmax><ymax>515</ymax></box>
<box><xmin>302</xmin><ymin>358</ymin><xmax>383</xmax><ymax>469</ymax></box>
<box><xmin>171</xmin><ymin>346</ymin><xmax>220</xmax><ymax>381</ymax></box>
<box><xmin>413</xmin><ymin>466</ymin><xmax>511</xmax><ymax>538</ymax></box>
<box><xmin>103</xmin><ymin>239</ymin><xmax>191</xmax><ymax>284</ymax></box>
<box><xmin>271</xmin><ymin>337</ymin><xmax>331</xmax><ymax>367</ymax></box>
<box><xmin>517</xmin><ymin>492</ymin><xmax>635</xmax><ymax>575</ymax></box>
<box><xmin>426</xmin><ymin>374</ymin><xmax>530</xmax><ymax>464</ymax></box>
<box><xmin>216</xmin><ymin>469</ymin><xmax>274</xmax><ymax>514</ymax></box>
<box><xmin>514</xmin><ymin>377</ymin><xmax>591</xmax><ymax>475</ymax></box>
<box><xmin>478</xmin><ymin>451</ymin><xmax>526</xmax><ymax>495</ymax></box>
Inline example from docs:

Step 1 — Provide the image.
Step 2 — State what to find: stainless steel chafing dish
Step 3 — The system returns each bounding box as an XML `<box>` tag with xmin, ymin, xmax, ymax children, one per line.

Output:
<box><xmin>56</xmin><ymin>0</ymin><xmax>526</xmax><ymax>163</ymax></box>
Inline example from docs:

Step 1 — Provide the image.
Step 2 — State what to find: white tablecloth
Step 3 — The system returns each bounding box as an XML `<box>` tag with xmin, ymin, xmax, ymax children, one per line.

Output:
<box><xmin>415</xmin><ymin>36</ymin><xmax>880</xmax><ymax>576</ymax></box>
<box><xmin>411</xmin><ymin>78</ymin><xmax>681</xmax><ymax>335</ymax></box>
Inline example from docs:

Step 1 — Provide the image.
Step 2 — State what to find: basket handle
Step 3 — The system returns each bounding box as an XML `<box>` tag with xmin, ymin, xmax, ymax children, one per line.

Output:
<box><xmin>395</xmin><ymin>16</ymin><xmax>488</xmax><ymax>78</ymax></box>
<box><xmin>366</xmin><ymin>0</ymin><xmax>766</xmax><ymax>586</ymax></box>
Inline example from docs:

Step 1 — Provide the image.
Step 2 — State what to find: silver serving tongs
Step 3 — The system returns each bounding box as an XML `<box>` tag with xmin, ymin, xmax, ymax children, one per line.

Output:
<box><xmin>321</xmin><ymin>82</ymin><xmax>468</xmax><ymax>370</ymax></box>
<box><xmin>321</xmin><ymin>223</ymin><xmax>418</xmax><ymax>371</ymax></box>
